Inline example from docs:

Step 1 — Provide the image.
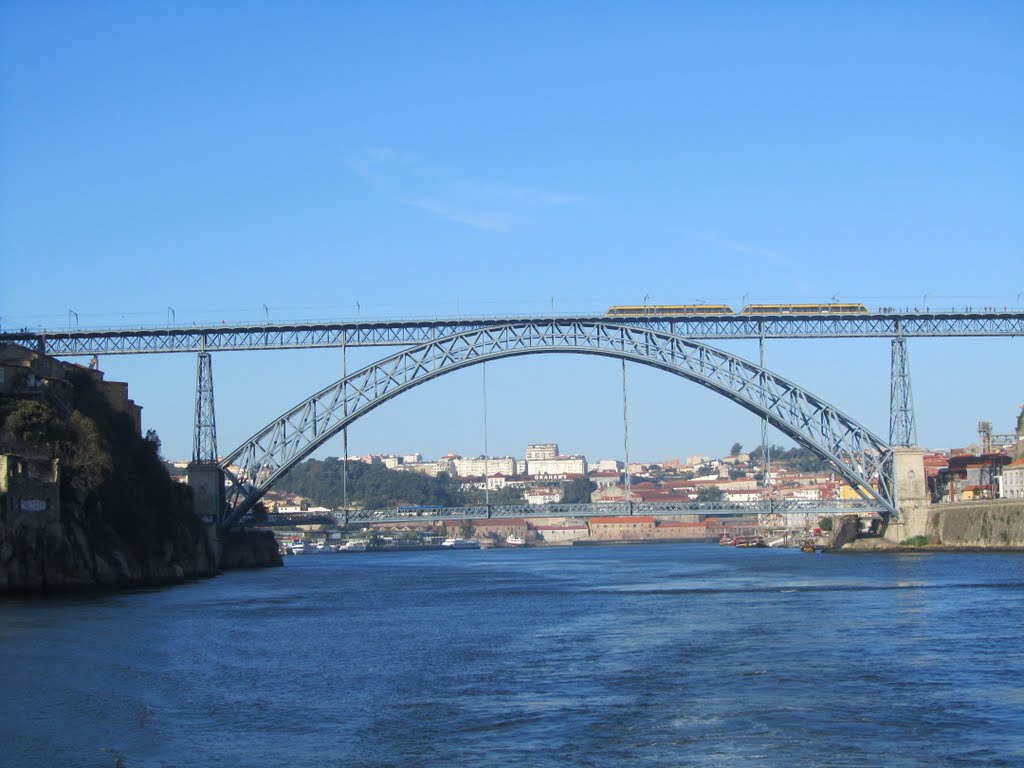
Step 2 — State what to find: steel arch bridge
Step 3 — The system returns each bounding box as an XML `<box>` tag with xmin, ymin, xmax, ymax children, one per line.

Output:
<box><xmin>220</xmin><ymin>320</ymin><xmax>896</xmax><ymax>528</ymax></box>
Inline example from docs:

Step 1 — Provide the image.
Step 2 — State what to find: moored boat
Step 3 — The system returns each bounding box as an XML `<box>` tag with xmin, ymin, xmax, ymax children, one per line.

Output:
<box><xmin>441</xmin><ymin>538</ymin><xmax>481</xmax><ymax>549</ymax></box>
<box><xmin>733</xmin><ymin>536</ymin><xmax>767</xmax><ymax>548</ymax></box>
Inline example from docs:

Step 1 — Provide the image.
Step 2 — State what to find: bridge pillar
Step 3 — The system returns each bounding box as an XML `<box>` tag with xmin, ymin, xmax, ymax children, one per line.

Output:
<box><xmin>189</xmin><ymin>350</ymin><xmax>222</xmax><ymax>567</ymax></box>
<box><xmin>884</xmin><ymin>447</ymin><xmax>930</xmax><ymax>543</ymax></box>
<box><xmin>889</xmin><ymin>334</ymin><xmax>918</xmax><ymax>447</ymax></box>
<box><xmin>192</xmin><ymin>351</ymin><xmax>218</xmax><ymax>463</ymax></box>
<box><xmin>187</xmin><ymin>461</ymin><xmax>224</xmax><ymax>569</ymax></box>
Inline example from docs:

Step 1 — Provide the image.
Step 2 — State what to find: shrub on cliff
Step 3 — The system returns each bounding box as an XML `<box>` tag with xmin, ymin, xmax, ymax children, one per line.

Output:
<box><xmin>58</xmin><ymin>368</ymin><xmax>201</xmax><ymax>558</ymax></box>
<box><xmin>0</xmin><ymin>399</ymin><xmax>66</xmax><ymax>444</ymax></box>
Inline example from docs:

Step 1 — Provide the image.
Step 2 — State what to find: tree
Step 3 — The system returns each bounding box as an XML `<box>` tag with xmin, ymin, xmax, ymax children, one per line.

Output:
<box><xmin>730</xmin><ymin>442</ymin><xmax>743</xmax><ymax>456</ymax></box>
<box><xmin>697</xmin><ymin>485</ymin><xmax>724</xmax><ymax>502</ymax></box>
<box><xmin>562</xmin><ymin>477</ymin><xmax>597</xmax><ymax>503</ymax></box>
<box><xmin>2</xmin><ymin>400</ymin><xmax>64</xmax><ymax>443</ymax></box>
<box><xmin>144</xmin><ymin>429</ymin><xmax>162</xmax><ymax>458</ymax></box>
<box><xmin>66</xmin><ymin>412</ymin><xmax>113</xmax><ymax>493</ymax></box>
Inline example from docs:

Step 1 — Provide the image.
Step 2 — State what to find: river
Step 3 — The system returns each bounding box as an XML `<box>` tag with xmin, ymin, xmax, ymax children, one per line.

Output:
<box><xmin>2</xmin><ymin>544</ymin><xmax>1023</xmax><ymax>767</ymax></box>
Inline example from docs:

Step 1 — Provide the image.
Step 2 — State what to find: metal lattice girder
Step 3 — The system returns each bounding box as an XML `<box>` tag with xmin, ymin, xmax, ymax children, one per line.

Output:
<box><xmin>6</xmin><ymin>309</ymin><xmax>1024</xmax><ymax>357</ymax></box>
<box><xmin>192</xmin><ymin>351</ymin><xmax>218</xmax><ymax>463</ymax></box>
<box><xmin>220</xmin><ymin>321</ymin><xmax>897</xmax><ymax>527</ymax></box>
<box><xmin>331</xmin><ymin>499</ymin><xmax>887</xmax><ymax>526</ymax></box>
<box><xmin>889</xmin><ymin>335</ymin><xmax>918</xmax><ymax>447</ymax></box>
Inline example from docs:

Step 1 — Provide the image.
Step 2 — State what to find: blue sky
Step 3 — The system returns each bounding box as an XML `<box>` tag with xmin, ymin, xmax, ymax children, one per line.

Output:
<box><xmin>2</xmin><ymin>2</ymin><xmax>1022</xmax><ymax>464</ymax></box>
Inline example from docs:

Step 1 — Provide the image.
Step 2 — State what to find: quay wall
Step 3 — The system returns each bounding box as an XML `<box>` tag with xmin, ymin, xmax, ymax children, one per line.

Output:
<box><xmin>884</xmin><ymin>500</ymin><xmax>1024</xmax><ymax>547</ymax></box>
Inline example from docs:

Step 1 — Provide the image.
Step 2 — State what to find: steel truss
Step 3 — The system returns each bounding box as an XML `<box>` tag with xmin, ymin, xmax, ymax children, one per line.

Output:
<box><xmin>220</xmin><ymin>321</ymin><xmax>897</xmax><ymax>527</ymax></box>
<box><xmin>7</xmin><ymin>310</ymin><xmax>1024</xmax><ymax>357</ymax></box>
<box><xmin>192</xmin><ymin>351</ymin><xmax>218</xmax><ymax>463</ymax></box>
<box><xmin>334</xmin><ymin>499</ymin><xmax>886</xmax><ymax>526</ymax></box>
<box><xmin>889</xmin><ymin>334</ymin><xmax>918</xmax><ymax>447</ymax></box>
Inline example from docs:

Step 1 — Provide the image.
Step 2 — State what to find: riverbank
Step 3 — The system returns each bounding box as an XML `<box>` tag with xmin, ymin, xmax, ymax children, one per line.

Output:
<box><xmin>839</xmin><ymin>536</ymin><xmax>1024</xmax><ymax>554</ymax></box>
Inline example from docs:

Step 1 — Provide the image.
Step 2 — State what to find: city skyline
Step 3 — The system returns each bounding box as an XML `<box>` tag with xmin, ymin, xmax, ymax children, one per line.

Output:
<box><xmin>2</xmin><ymin>3</ymin><xmax>1021</xmax><ymax>463</ymax></box>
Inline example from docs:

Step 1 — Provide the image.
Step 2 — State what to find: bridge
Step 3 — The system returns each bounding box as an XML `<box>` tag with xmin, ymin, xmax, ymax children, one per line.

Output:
<box><xmin>3</xmin><ymin>309</ymin><xmax>1022</xmax><ymax>535</ymax></box>
<box><xmin>323</xmin><ymin>499</ymin><xmax>885</xmax><ymax>527</ymax></box>
<box><xmin>6</xmin><ymin>309</ymin><xmax>1024</xmax><ymax>356</ymax></box>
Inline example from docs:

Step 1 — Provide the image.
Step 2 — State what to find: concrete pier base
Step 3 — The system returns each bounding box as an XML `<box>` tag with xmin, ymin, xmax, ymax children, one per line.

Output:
<box><xmin>883</xmin><ymin>447</ymin><xmax>930</xmax><ymax>544</ymax></box>
<box><xmin>187</xmin><ymin>462</ymin><xmax>224</xmax><ymax>570</ymax></box>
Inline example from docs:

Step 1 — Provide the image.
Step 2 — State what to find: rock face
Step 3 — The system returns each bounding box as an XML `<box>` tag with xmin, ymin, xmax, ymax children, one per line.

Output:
<box><xmin>221</xmin><ymin>529</ymin><xmax>283</xmax><ymax>569</ymax></box>
<box><xmin>0</xmin><ymin>493</ymin><xmax>218</xmax><ymax>594</ymax></box>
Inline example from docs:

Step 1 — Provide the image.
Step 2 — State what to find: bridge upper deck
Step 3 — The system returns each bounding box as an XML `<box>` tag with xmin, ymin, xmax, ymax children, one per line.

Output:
<box><xmin>4</xmin><ymin>310</ymin><xmax>1024</xmax><ymax>356</ymax></box>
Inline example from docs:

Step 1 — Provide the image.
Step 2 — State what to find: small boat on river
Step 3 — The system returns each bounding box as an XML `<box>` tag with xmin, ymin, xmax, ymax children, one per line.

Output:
<box><xmin>441</xmin><ymin>538</ymin><xmax>481</xmax><ymax>549</ymax></box>
<box><xmin>733</xmin><ymin>536</ymin><xmax>767</xmax><ymax>548</ymax></box>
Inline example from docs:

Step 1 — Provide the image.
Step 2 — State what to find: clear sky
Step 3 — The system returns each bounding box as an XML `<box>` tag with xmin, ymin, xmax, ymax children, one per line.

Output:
<box><xmin>2</xmin><ymin>2</ymin><xmax>1022</xmax><ymax>465</ymax></box>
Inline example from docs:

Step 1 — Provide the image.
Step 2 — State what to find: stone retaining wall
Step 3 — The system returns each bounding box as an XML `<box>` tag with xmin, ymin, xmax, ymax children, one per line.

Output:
<box><xmin>885</xmin><ymin>500</ymin><xmax>1024</xmax><ymax>547</ymax></box>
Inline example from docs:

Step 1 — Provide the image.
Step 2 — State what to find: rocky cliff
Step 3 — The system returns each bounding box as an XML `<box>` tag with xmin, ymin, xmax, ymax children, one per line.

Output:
<box><xmin>0</xmin><ymin>483</ymin><xmax>218</xmax><ymax>593</ymax></box>
<box><xmin>1</xmin><ymin>350</ymin><xmax>224</xmax><ymax>594</ymax></box>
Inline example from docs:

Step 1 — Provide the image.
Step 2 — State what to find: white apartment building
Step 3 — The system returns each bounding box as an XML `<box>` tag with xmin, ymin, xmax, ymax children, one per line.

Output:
<box><xmin>526</xmin><ymin>455</ymin><xmax>587</xmax><ymax>477</ymax></box>
<box><xmin>526</xmin><ymin>443</ymin><xmax>559</xmax><ymax>460</ymax></box>
<box><xmin>590</xmin><ymin>470</ymin><xmax>621</xmax><ymax>489</ymax></box>
<box><xmin>593</xmin><ymin>459</ymin><xmax>623</xmax><ymax>472</ymax></box>
<box><xmin>452</xmin><ymin>456</ymin><xmax>518</xmax><ymax>478</ymax></box>
<box><xmin>525</xmin><ymin>487</ymin><xmax>563</xmax><ymax>505</ymax></box>
<box><xmin>1003</xmin><ymin>458</ymin><xmax>1024</xmax><ymax>499</ymax></box>
<box><xmin>398</xmin><ymin>459</ymin><xmax>456</xmax><ymax>478</ymax></box>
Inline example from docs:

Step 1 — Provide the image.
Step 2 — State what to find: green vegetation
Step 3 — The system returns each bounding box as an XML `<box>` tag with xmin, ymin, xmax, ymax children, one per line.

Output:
<box><xmin>697</xmin><ymin>485</ymin><xmax>724</xmax><ymax>502</ymax></box>
<box><xmin>460</xmin><ymin>485</ymin><xmax>525</xmax><ymax>505</ymax></box>
<box><xmin>2</xmin><ymin>399</ymin><xmax>66</xmax><ymax>443</ymax></box>
<box><xmin>561</xmin><ymin>476</ymin><xmax>596</xmax><ymax>503</ymax></box>
<box><xmin>66</xmin><ymin>369</ymin><xmax>200</xmax><ymax>555</ymax></box>
<box><xmin>901</xmin><ymin>535</ymin><xmax>931</xmax><ymax>547</ymax></box>
<box><xmin>817</xmin><ymin>517</ymin><xmax>834</xmax><ymax>531</ymax></box>
<box><xmin>279</xmin><ymin>458</ymin><xmax>464</xmax><ymax>508</ymax></box>
<box><xmin>1</xmin><ymin>369</ymin><xmax>200</xmax><ymax>558</ymax></box>
<box><xmin>277</xmin><ymin>457</ymin><xmax>599</xmax><ymax>509</ymax></box>
<box><xmin>751</xmin><ymin>443</ymin><xmax>831</xmax><ymax>472</ymax></box>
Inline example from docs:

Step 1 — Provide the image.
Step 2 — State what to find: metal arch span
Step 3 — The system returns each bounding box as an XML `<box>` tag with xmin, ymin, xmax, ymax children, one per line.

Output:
<box><xmin>220</xmin><ymin>320</ymin><xmax>896</xmax><ymax>527</ymax></box>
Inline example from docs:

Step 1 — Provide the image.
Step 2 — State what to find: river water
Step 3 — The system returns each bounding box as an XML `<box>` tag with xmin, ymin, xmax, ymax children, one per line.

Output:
<box><xmin>2</xmin><ymin>544</ymin><xmax>1023</xmax><ymax>767</ymax></box>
